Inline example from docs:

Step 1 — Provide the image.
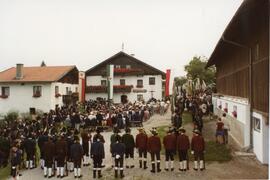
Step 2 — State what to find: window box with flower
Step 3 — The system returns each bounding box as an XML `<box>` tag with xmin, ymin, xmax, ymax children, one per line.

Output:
<box><xmin>33</xmin><ymin>91</ymin><xmax>41</xmax><ymax>98</ymax></box>
<box><xmin>55</xmin><ymin>93</ymin><xmax>62</xmax><ymax>98</ymax></box>
<box><xmin>0</xmin><ymin>95</ymin><xmax>8</xmax><ymax>99</ymax></box>
<box><xmin>232</xmin><ymin>111</ymin><xmax>237</xmax><ymax>118</ymax></box>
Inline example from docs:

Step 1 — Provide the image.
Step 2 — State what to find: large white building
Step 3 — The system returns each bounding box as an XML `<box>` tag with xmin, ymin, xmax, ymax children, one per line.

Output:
<box><xmin>85</xmin><ymin>52</ymin><xmax>165</xmax><ymax>103</ymax></box>
<box><xmin>0</xmin><ymin>64</ymin><xmax>79</xmax><ymax>114</ymax></box>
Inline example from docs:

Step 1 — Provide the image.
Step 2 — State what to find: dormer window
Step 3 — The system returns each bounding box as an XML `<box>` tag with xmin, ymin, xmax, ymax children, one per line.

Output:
<box><xmin>115</xmin><ymin>65</ymin><xmax>121</xmax><ymax>69</ymax></box>
<box><xmin>126</xmin><ymin>65</ymin><xmax>131</xmax><ymax>69</ymax></box>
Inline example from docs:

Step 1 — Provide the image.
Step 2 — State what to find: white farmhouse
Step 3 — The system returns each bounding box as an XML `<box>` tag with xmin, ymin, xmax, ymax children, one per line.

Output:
<box><xmin>0</xmin><ymin>64</ymin><xmax>79</xmax><ymax>114</ymax></box>
<box><xmin>85</xmin><ymin>52</ymin><xmax>166</xmax><ymax>103</ymax></box>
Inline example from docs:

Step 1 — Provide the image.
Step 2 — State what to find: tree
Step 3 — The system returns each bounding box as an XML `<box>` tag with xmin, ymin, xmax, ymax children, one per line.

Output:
<box><xmin>184</xmin><ymin>56</ymin><xmax>216</xmax><ymax>85</ymax></box>
<box><xmin>40</xmin><ymin>61</ymin><xmax>46</xmax><ymax>67</ymax></box>
<box><xmin>174</xmin><ymin>76</ymin><xmax>187</xmax><ymax>87</ymax></box>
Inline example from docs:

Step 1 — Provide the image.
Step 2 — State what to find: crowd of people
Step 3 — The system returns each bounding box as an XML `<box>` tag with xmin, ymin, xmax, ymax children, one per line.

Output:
<box><xmin>0</xmin><ymin>91</ymin><xmax>216</xmax><ymax>180</ymax></box>
<box><xmin>0</xmin><ymin>98</ymin><xmax>171</xmax><ymax>179</ymax></box>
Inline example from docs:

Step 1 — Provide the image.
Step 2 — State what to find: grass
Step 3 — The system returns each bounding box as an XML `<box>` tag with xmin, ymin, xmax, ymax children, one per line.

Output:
<box><xmin>0</xmin><ymin>165</ymin><xmax>10</xmax><ymax>180</ymax></box>
<box><xmin>156</xmin><ymin>112</ymin><xmax>232</xmax><ymax>162</ymax></box>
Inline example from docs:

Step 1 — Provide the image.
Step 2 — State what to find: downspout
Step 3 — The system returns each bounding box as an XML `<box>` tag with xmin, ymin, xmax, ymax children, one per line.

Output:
<box><xmin>221</xmin><ymin>36</ymin><xmax>253</xmax><ymax>150</ymax></box>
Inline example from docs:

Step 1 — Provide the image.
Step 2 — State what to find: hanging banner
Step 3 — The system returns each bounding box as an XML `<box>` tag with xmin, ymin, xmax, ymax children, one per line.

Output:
<box><xmin>165</xmin><ymin>69</ymin><xmax>171</xmax><ymax>97</ymax></box>
<box><xmin>107</xmin><ymin>64</ymin><xmax>114</xmax><ymax>100</ymax></box>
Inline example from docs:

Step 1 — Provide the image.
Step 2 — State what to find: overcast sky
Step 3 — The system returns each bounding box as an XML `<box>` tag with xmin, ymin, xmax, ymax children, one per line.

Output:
<box><xmin>0</xmin><ymin>0</ymin><xmax>243</xmax><ymax>76</ymax></box>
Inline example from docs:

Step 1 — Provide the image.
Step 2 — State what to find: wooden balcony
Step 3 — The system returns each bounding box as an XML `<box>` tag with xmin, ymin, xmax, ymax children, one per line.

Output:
<box><xmin>86</xmin><ymin>85</ymin><xmax>134</xmax><ymax>93</ymax></box>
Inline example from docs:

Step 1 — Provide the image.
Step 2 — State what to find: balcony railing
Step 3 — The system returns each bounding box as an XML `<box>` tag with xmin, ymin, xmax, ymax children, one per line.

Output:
<box><xmin>101</xmin><ymin>68</ymin><xmax>143</xmax><ymax>76</ymax></box>
<box><xmin>86</xmin><ymin>85</ymin><xmax>133</xmax><ymax>93</ymax></box>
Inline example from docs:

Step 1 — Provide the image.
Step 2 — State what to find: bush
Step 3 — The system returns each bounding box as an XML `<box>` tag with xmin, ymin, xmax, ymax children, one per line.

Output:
<box><xmin>4</xmin><ymin>111</ymin><xmax>19</xmax><ymax>124</ymax></box>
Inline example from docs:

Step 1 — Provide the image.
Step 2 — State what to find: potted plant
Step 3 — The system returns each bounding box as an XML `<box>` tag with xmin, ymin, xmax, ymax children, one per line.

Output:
<box><xmin>55</xmin><ymin>93</ymin><xmax>62</xmax><ymax>98</ymax></box>
<box><xmin>224</xmin><ymin>107</ymin><xmax>228</xmax><ymax>113</ymax></box>
<box><xmin>0</xmin><ymin>95</ymin><xmax>8</xmax><ymax>99</ymax></box>
<box><xmin>33</xmin><ymin>91</ymin><xmax>41</xmax><ymax>98</ymax></box>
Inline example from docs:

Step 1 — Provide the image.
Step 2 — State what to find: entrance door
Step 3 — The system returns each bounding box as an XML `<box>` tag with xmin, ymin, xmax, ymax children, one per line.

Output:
<box><xmin>121</xmin><ymin>95</ymin><xmax>128</xmax><ymax>104</ymax></box>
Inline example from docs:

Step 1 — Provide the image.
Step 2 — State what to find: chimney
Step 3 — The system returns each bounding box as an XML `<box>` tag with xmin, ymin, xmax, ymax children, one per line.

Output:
<box><xmin>16</xmin><ymin>63</ymin><xmax>23</xmax><ymax>79</ymax></box>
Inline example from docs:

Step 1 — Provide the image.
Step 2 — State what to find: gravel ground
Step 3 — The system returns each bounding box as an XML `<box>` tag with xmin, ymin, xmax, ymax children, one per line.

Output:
<box><xmin>12</xmin><ymin>110</ymin><xmax>268</xmax><ymax>180</ymax></box>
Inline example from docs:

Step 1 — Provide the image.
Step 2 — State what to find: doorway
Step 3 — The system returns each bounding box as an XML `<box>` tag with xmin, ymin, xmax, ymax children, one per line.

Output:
<box><xmin>121</xmin><ymin>95</ymin><xmax>128</xmax><ymax>104</ymax></box>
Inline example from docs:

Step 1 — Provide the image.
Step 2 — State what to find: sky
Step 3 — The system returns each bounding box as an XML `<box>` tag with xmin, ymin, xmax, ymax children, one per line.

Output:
<box><xmin>0</xmin><ymin>0</ymin><xmax>243</xmax><ymax>76</ymax></box>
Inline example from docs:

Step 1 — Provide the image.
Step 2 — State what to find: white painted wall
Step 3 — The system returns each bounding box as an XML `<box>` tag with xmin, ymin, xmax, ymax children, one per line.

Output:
<box><xmin>51</xmin><ymin>82</ymin><xmax>78</xmax><ymax>108</ymax></box>
<box><xmin>0</xmin><ymin>82</ymin><xmax>78</xmax><ymax>115</ymax></box>
<box><xmin>253</xmin><ymin>112</ymin><xmax>269</xmax><ymax>164</ymax></box>
<box><xmin>213</xmin><ymin>95</ymin><xmax>250</xmax><ymax>147</ymax></box>
<box><xmin>86</xmin><ymin>75</ymin><xmax>163</xmax><ymax>103</ymax></box>
<box><xmin>0</xmin><ymin>83</ymin><xmax>52</xmax><ymax>114</ymax></box>
<box><xmin>213</xmin><ymin>94</ymin><xmax>269</xmax><ymax>164</ymax></box>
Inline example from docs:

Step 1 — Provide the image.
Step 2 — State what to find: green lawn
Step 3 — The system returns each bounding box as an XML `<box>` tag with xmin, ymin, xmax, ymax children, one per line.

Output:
<box><xmin>156</xmin><ymin>112</ymin><xmax>232</xmax><ymax>162</ymax></box>
<box><xmin>0</xmin><ymin>165</ymin><xmax>10</xmax><ymax>180</ymax></box>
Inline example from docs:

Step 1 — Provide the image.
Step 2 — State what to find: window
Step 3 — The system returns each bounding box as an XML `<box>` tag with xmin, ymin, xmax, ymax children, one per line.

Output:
<box><xmin>75</xmin><ymin>87</ymin><xmax>78</xmax><ymax>93</ymax></box>
<box><xmin>66</xmin><ymin>87</ymin><xmax>71</xmax><ymax>95</ymax></box>
<box><xmin>33</xmin><ymin>86</ymin><xmax>42</xmax><ymax>97</ymax></box>
<box><xmin>149</xmin><ymin>77</ymin><xmax>155</xmax><ymax>85</ymax></box>
<box><xmin>1</xmin><ymin>87</ymin><xmax>10</xmax><ymax>97</ymax></box>
<box><xmin>253</xmin><ymin>117</ymin><xmax>261</xmax><ymax>132</ymax></box>
<box><xmin>137</xmin><ymin>94</ymin><xmax>143</xmax><ymax>101</ymax></box>
<box><xmin>115</xmin><ymin>65</ymin><xmax>121</xmax><ymax>69</ymax></box>
<box><xmin>137</xmin><ymin>79</ymin><xmax>143</xmax><ymax>88</ymax></box>
<box><xmin>126</xmin><ymin>65</ymin><xmax>131</xmax><ymax>69</ymax></box>
<box><xmin>101</xmin><ymin>80</ymin><xmax>107</xmax><ymax>86</ymax></box>
<box><xmin>120</xmin><ymin>79</ymin><xmax>125</xmax><ymax>85</ymax></box>
<box><xmin>55</xmin><ymin>86</ymin><xmax>59</xmax><ymax>95</ymax></box>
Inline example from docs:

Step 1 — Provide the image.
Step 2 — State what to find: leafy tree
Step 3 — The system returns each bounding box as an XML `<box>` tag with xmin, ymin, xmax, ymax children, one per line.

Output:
<box><xmin>184</xmin><ymin>56</ymin><xmax>216</xmax><ymax>84</ymax></box>
<box><xmin>174</xmin><ymin>76</ymin><xmax>187</xmax><ymax>87</ymax></box>
<box><xmin>40</xmin><ymin>61</ymin><xmax>46</xmax><ymax>67</ymax></box>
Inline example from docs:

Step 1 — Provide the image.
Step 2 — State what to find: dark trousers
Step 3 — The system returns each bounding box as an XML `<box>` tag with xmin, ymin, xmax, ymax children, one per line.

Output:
<box><xmin>150</xmin><ymin>152</ymin><xmax>160</xmax><ymax>162</ymax></box>
<box><xmin>138</xmin><ymin>149</ymin><xmax>147</xmax><ymax>159</ymax></box>
<box><xmin>93</xmin><ymin>155</ymin><xmax>102</xmax><ymax>169</ymax></box>
<box><xmin>57</xmin><ymin>158</ymin><xmax>65</xmax><ymax>167</ymax></box>
<box><xmin>115</xmin><ymin>157</ymin><xmax>124</xmax><ymax>169</ymax></box>
<box><xmin>26</xmin><ymin>152</ymin><xmax>34</xmax><ymax>161</ymax></box>
<box><xmin>194</xmin><ymin>151</ymin><xmax>204</xmax><ymax>161</ymax></box>
<box><xmin>178</xmin><ymin>150</ymin><xmax>188</xmax><ymax>161</ymax></box>
<box><xmin>45</xmin><ymin>159</ymin><xmax>53</xmax><ymax>168</ymax></box>
<box><xmin>165</xmin><ymin>150</ymin><xmax>174</xmax><ymax>161</ymax></box>
<box><xmin>73</xmin><ymin>159</ymin><xmax>82</xmax><ymax>168</ymax></box>
<box><xmin>125</xmin><ymin>148</ymin><xmax>134</xmax><ymax>158</ymax></box>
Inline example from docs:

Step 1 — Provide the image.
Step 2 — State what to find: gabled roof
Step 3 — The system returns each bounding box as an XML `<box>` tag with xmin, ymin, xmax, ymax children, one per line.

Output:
<box><xmin>85</xmin><ymin>51</ymin><xmax>166</xmax><ymax>76</ymax></box>
<box><xmin>0</xmin><ymin>65</ymin><xmax>77</xmax><ymax>83</ymax></box>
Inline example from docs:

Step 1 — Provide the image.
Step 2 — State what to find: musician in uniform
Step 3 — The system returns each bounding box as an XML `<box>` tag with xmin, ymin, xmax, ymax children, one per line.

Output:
<box><xmin>147</xmin><ymin>128</ymin><xmax>161</xmax><ymax>173</ymax></box>
<box><xmin>91</xmin><ymin>135</ymin><xmax>105</xmax><ymax>178</ymax></box>
<box><xmin>43</xmin><ymin>135</ymin><xmax>55</xmax><ymax>178</ymax></box>
<box><xmin>176</xmin><ymin>127</ymin><xmax>190</xmax><ymax>171</ymax></box>
<box><xmin>122</xmin><ymin>128</ymin><xmax>135</xmax><ymax>168</ymax></box>
<box><xmin>163</xmin><ymin>127</ymin><xmax>176</xmax><ymax>171</ymax></box>
<box><xmin>70</xmin><ymin>136</ymin><xmax>84</xmax><ymax>178</ymax></box>
<box><xmin>191</xmin><ymin>129</ymin><xmax>205</xmax><ymax>171</ymax></box>
<box><xmin>111</xmin><ymin>135</ymin><xmax>125</xmax><ymax>178</ymax></box>
<box><xmin>81</xmin><ymin>128</ymin><xmax>91</xmax><ymax>166</ymax></box>
<box><xmin>135</xmin><ymin>127</ymin><xmax>148</xmax><ymax>169</ymax></box>
<box><xmin>24</xmin><ymin>133</ymin><xmax>36</xmax><ymax>169</ymax></box>
<box><xmin>55</xmin><ymin>133</ymin><xmax>68</xmax><ymax>178</ymax></box>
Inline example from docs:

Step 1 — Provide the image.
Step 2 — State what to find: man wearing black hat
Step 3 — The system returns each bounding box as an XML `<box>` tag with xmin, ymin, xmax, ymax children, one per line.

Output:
<box><xmin>147</xmin><ymin>128</ymin><xmax>161</xmax><ymax>173</ymax></box>
<box><xmin>81</xmin><ymin>128</ymin><xmax>91</xmax><ymax>166</ymax></box>
<box><xmin>163</xmin><ymin>127</ymin><xmax>176</xmax><ymax>171</ymax></box>
<box><xmin>38</xmin><ymin>130</ymin><xmax>48</xmax><ymax>169</ymax></box>
<box><xmin>110</xmin><ymin>127</ymin><xmax>120</xmax><ymax>168</ymax></box>
<box><xmin>91</xmin><ymin>135</ymin><xmax>105</xmax><ymax>178</ymax></box>
<box><xmin>135</xmin><ymin>128</ymin><xmax>148</xmax><ymax>169</ymax></box>
<box><xmin>43</xmin><ymin>136</ymin><xmax>55</xmax><ymax>178</ymax></box>
<box><xmin>70</xmin><ymin>136</ymin><xmax>84</xmax><ymax>178</ymax></box>
<box><xmin>111</xmin><ymin>135</ymin><xmax>125</xmax><ymax>178</ymax></box>
<box><xmin>24</xmin><ymin>134</ymin><xmax>36</xmax><ymax>170</ymax></box>
<box><xmin>177</xmin><ymin>127</ymin><xmax>190</xmax><ymax>171</ymax></box>
<box><xmin>191</xmin><ymin>129</ymin><xmax>205</xmax><ymax>171</ymax></box>
<box><xmin>55</xmin><ymin>134</ymin><xmax>68</xmax><ymax>178</ymax></box>
<box><xmin>122</xmin><ymin>128</ymin><xmax>135</xmax><ymax>168</ymax></box>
